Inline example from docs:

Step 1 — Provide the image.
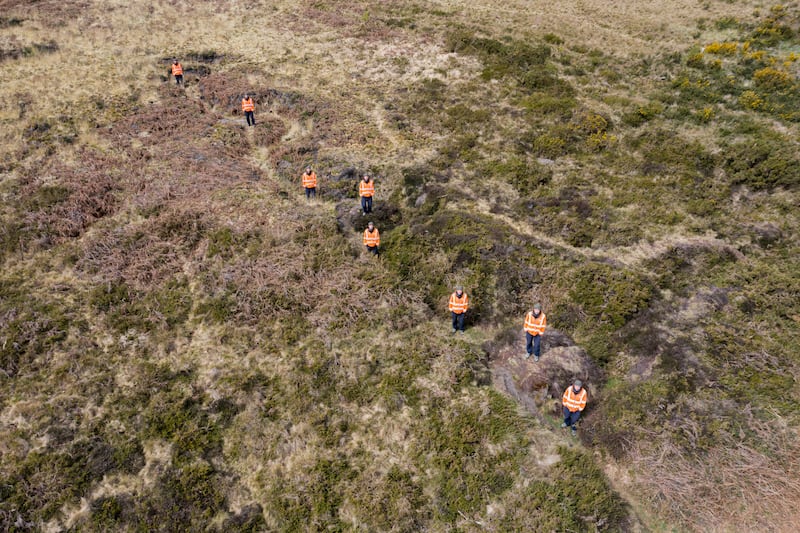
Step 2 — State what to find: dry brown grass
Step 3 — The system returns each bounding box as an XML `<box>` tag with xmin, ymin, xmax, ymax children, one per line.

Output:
<box><xmin>630</xmin><ymin>412</ymin><xmax>800</xmax><ymax>532</ymax></box>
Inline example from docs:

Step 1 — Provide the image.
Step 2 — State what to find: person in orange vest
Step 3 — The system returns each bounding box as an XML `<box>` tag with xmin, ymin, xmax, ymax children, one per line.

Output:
<box><xmin>363</xmin><ymin>221</ymin><xmax>380</xmax><ymax>255</ymax></box>
<box><xmin>448</xmin><ymin>286</ymin><xmax>469</xmax><ymax>334</ymax></box>
<box><xmin>242</xmin><ymin>94</ymin><xmax>256</xmax><ymax>127</ymax></box>
<box><xmin>523</xmin><ymin>303</ymin><xmax>547</xmax><ymax>361</ymax></box>
<box><xmin>359</xmin><ymin>174</ymin><xmax>374</xmax><ymax>215</ymax></box>
<box><xmin>562</xmin><ymin>379</ymin><xmax>587</xmax><ymax>436</ymax></box>
<box><xmin>301</xmin><ymin>166</ymin><xmax>317</xmax><ymax>199</ymax></box>
<box><xmin>171</xmin><ymin>59</ymin><xmax>183</xmax><ymax>85</ymax></box>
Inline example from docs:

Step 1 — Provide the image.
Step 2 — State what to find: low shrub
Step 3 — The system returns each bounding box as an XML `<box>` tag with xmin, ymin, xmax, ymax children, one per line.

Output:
<box><xmin>753</xmin><ymin>66</ymin><xmax>793</xmax><ymax>91</ymax></box>
<box><xmin>483</xmin><ymin>156</ymin><xmax>552</xmax><ymax>195</ymax></box>
<box><xmin>91</xmin><ymin>277</ymin><xmax>192</xmax><ymax>332</ymax></box>
<box><xmin>414</xmin><ymin>392</ymin><xmax>524</xmax><ymax>522</ymax></box>
<box><xmin>628</xmin><ymin>128</ymin><xmax>717</xmax><ymax>177</ymax></box>
<box><xmin>206</xmin><ymin>226</ymin><xmax>263</xmax><ymax>258</ymax></box>
<box><xmin>443</xmin><ymin>103</ymin><xmax>490</xmax><ymax>132</ymax></box>
<box><xmin>569</xmin><ymin>262</ymin><xmax>655</xmax><ymax>329</ymax></box>
<box><xmin>622</xmin><ymin>102</ymin><xmax>664</xmax><ymax>127</ymax></box>
<box><xmin>531</xmin><ymin>132</ymin><xmax>567</xmax><ymax>158</ymax></box>
<box><xmin>543</xmin><ymin>32</ymin><xmax>563</xmax><ymax>44</ymax></box>
<box><xmin>346</xmin><ymin>465</ymin><xmax>429</xmax><ymax>530</ymax></box>
<box><xmin>264</xmin><ymin>456</ymin><xmax>356</xmax><ymax>530</ymax></box>
<box><xmin>252</xmin><ymin>116</ymin><xmax>287</xmax><ymax>146</ymax></box>
<box><xmin>445</xmin><ymin>30</ymin><xmax>569</xmax><ymax>96</ymax></box>
<box><xmin>704</xmin><ymin>41</ymin><xmax>739</xmax><ymax>55</ymax></box>
<box><xmin>0</xmin><ymin>16</ymin><xmax>23</xmax><ymax>27</ymax></box>
<box><xmin>3</xmin><ymin>436</ymin><xmax>139</xmax><ymax>523</ymax></box>
<box><xmin>0</xmin><ymin>292</ymin><xmax>70</xmax><ymax>377</ymax></box>
<box><xmin>750</xmin><ymin>5</ymin><xmax>795</xmax><ymax>46</ymax></box>
<box><xmin>519</xmin><ymin>69</ymin><xmax>575</xmax><ymax>95</ymax></box>
<box><xmin>738</xmin><ymin>89</ymin><xmax>764</xmax><ymax>110</ymax></box>
<box><xmin>519</xmin><ymin>91</ymin><xmax>576</xmax><ymax>116</ymax></box>
<box><xmin>715</xmin><ymin>16</ymin><xmax>740</xmax><ymax>30</ymax></box>
<box><xmin>118</xmin><ymin>462</ymin><xmax>229</xmax><ymax>531</ymax></box>
<box><xmin>495</xmin><ymin>446</ymin><xmax>628</xmax><ymax>530</ymax></box>
<box><xmin>209</xmin><ymin>123</ymin><xmax>250</xmax><ymax>155</ymax></box>
<box><xmin>723</xmin><ymin>133</ymin><xmax>800</xmax><ymax>189</ymax></box>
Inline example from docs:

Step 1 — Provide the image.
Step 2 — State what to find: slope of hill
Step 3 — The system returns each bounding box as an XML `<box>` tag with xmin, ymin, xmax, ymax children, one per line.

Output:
<box><xmin>1</xmin><ymin>1</ymin><xmax>799</xmax><ymax>531</ymax></box>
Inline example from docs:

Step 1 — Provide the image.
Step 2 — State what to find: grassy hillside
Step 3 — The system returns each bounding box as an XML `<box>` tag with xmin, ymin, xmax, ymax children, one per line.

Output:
<box><xmin>1</xmin><ymin>0</ymin><xmax>799</xmax><ymax>531</ymax></box>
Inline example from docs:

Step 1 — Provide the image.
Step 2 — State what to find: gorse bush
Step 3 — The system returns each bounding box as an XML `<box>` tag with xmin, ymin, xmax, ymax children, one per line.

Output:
<box><xmin>751</xmin><ymin>4</ymin><xmax>795</xmax><ymax>46</ymax></box>
<box><xmin>445</xmin><ymin>29</ymin><xmax>565</xmax><ymax>95</ymax></box>
<box><xmin>569</xmin><ymin>262</ymin><xmax>655</xmax><ymax>329</ymax></box>
<box><xmin>753</xmin><ymin>66</ymin><xmax>793</xmax><ymax>90</ymax></box>
<box><xmin>622</xmin><ymin>101</ymin><xmax>664</xmax><ymax>126</ymax></box>
<box><xmin>723</xmin><ymin>133</ymin><xmax>800</xmax><ymax>189</ymax></box>
<box><xmin>671</xmin><ymin>6</ymin><xmax>800</xmax><ymax>123</ymax></box>
<box><xmin>446</xmin><ymin>29</ymin><xmax>551</xmax><ymax>71</ymax></box>
<box><xmin>739</xmin><ymin>89</ymin><xmax>764</xmax><ymax>110</ymax></box>
<box><xmin>704</xmin><ymin>41</ymin><xmax>739</xmax><ymax>55</ymax></box>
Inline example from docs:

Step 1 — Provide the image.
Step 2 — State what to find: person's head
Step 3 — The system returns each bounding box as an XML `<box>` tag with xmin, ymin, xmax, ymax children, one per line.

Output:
<box><xmin>173</xmin><ymin>59</ymin><xmax>178</xmax><ymax>64</ymax></box>
<box><xmin>362</xmin><ymin>174</ymin><xmax>369</xmax><ymax>181</ymax></box>
<box><xmin>455</xmin><ymin>285</ymin><xmax>463</xmax><ymax>296</ymax></box>
<box><xmin>244</xmin><ymin>94</ymin><xmax>249</xmax><ymax>99</ymax></box>
<box><xmin>368</xmin><ymin>221</ymin><xmax>374</xmax><ymax>230</ymax></box>
<box><xmin>306</xmin><ymin>166</ymin><xmax>312</xmax><ymax>173</ymax></box>
<box><xmin>573</xmin><ymin>379</ymin><xmax>583</xmax><ymax>392</ymax></box>
<box><xmin>533</xmin><ymin>303</ymin><xmax>542</xmax><ymax>316</ymax></box>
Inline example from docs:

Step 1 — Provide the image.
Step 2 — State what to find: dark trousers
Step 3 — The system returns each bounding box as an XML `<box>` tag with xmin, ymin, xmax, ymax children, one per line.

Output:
<box><xmin>526</xmin><ymin>332</ymin><xmax>541</xmax><ymax>357</ymax></box>
<box><xmin>366</xmin><ymin>245</ymin><xmax>379</xmax><ymax>255</ymax></box>
<box><xmin>175</xmin><ymin>75</ymin><xmax>183</xmax><ymax>85</ymax></box>
<box><xmin>451</xmin><ymin>312</ymin><xmax>465</xmax><ymax>331</ymax></box>
<box><xmin>361</xmin><ymin>196</ymin><xmax>373</xmax><ymax>214</ymax></box>
<box><xmin>245</xmin><ymin>110</ymin><xmax>255</xmax><ymax>126</ymax></box>
<box><xmin>563</xmin><ymin>407</ymin><xmax>581</xmax><ymax>428</ymax></box>
<box><xmin>305</xmin><ymin>187</ymin><xmax>316</xmax><ymax>199</ymax></box>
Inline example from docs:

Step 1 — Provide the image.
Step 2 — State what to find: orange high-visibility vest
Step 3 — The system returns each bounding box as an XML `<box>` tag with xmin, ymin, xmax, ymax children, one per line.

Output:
<box><xmin>172</xmin><ymin>63</ymin><xmax>183</xmax><ymax>76</ymax></box>
<box><xmin>524</xmin><ymin>311</ymin><xmax>547</xmax><ymax>336</ymax></box>
<box><xmin>448</xmin><ymin>292</ymin><xmax>469</xmax><ymax>314</ymax></box>
<box><xmin>363</xmin><ymin>227</ymin><xmax>380</xmax><ymax>247</ymax></box>
<box><xmin>562</xmin><ymin>386</ymin><xmax>587</xmax><ymax>412</ymax></box>
<box><xmin>359</xmin><ymin>179</ymin><xmax>374</xmax><ymax>198</ymax></box>
<box><xmin>302</xmin><ymin>171</ymin><xmax>317</xmax><ymax>188</ymax></box>
<box><xmin>241</xmin><ymin>98</ymin><xmax>255</xmax><ymax>112</ymax></box>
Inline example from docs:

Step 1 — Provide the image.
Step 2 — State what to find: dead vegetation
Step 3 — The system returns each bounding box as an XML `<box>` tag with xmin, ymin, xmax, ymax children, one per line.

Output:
<box><xmin>631</xmin><ymin>410</ymin><xmax>800</xmax><ymax>531</ymax></box>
